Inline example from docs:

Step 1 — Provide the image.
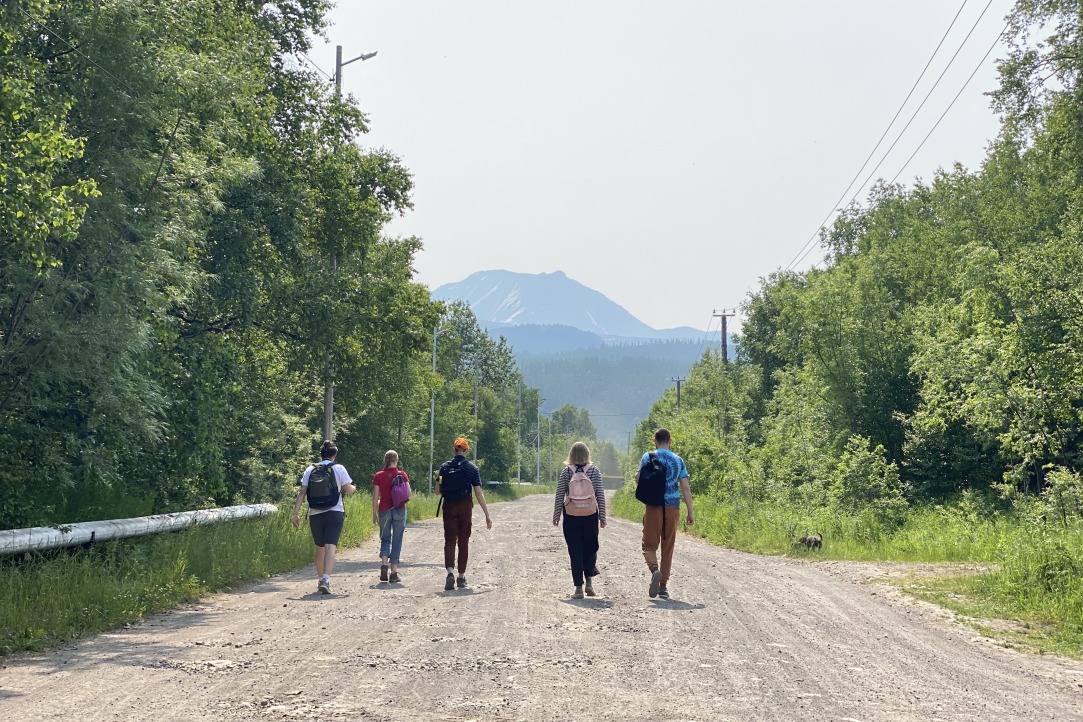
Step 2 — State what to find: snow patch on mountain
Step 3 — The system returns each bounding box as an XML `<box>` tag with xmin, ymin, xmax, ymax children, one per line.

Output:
<box><xmin>433</xmin><ymin>270</ymin><xmax>698</xmax><ymax>341</ymax></box>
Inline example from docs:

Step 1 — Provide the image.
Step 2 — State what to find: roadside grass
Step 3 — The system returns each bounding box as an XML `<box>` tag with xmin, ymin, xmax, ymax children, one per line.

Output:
<box><xmin>611</xmin><ymin>487</ymin><xmax>1083</xmax><ymax>658</ymax></box>
<box><xmin>0</xmin><ymin>485</ymin><xmax>542</xmax><ymax>656</ymax></box>
<box><xmin>898</xmin><ymin>572</ymin><xmax>1083</xmax><ymax>659</ymax></box>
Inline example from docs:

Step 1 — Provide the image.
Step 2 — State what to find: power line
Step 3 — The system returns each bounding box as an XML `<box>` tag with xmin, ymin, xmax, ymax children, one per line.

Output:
<box><xmin>783</xmin><ymin>0</ymin><xmax>971</xmax><ymax>273</ymax></box>
<box><xmin>790</xmin><ymin>5</ymin><xmax>1002</xmax><ymax>271</ymax></box>
<box><xmin>786</xmin><ymin>0</ymin><xmax>993</xmax><ymax>272</ymax></box>
<box><xmin>296</xmin><ymin>51</ymin><xmax>334</xmax><ymax>81</ymax></box>
<box><xmin>695</xmin><ymin>314</ymin><xmax>718</xmax><ymax>361</ymax></box>
<box><xmin>889</xmin><ymin>23</ymin><xmax>1009</xmax><ymax>185</ymax></box>
<box><xmin>16</xmin><ymin>6</ymin><xmax>141</xmax><ymax>99</ymax></box>
<box><xmin>797</xmin><ymin>19</ymin><xmax>1005</xmax><ymax>274</ymax></box>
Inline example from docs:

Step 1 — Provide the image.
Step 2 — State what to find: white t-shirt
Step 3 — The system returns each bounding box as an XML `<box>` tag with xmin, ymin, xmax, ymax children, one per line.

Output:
<box><xmin>300</xmin><ymin>460</ymin><xmax>354</xmax><ymax>515</ymax></box>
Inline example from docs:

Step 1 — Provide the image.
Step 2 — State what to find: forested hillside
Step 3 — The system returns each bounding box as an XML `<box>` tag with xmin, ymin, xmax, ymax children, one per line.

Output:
<box><xmin>623</xmin><ymin>1</ymin><xmax>1083</xmax><ymax>650</ymax></box>
<box><xmin>520</xmin><ymin>340</ymin><xmax>715</xmax><ymax>444</ymax></box>
<box><xmin>0</xmin><ymin>0</ymin><xmax>546</xmax><ymax>528</ymax></box>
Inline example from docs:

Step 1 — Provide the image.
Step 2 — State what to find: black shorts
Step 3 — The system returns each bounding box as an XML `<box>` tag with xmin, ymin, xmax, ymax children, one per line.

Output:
<box><xmin>309</xmin><ymin>510</ymin><xmax>345</xmax><ymax>547</ymax></box>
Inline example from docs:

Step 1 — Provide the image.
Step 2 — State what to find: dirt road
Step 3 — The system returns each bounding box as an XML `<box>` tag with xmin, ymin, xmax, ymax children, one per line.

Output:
<box><xmin>2</xmin><ymin>494</ymin><xmax>1081</xmax><ymax>721</ymax></box>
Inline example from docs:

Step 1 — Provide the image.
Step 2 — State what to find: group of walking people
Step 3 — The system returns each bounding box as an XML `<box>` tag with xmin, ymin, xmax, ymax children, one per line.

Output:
<box><xmin>291</xmin><ymin>428</ymin><xmax>693</xmax><ymax>600</ymax></box>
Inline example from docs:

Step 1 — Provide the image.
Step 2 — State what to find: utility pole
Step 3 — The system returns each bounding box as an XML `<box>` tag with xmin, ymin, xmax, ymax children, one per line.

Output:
<box><xmin>516</xmin><ymin>378</ymin><xmax>522</xmax><ymax>484</ymax></box>
<box><xmin>548</xmin><ymin>414</ymin><xmax>552</xmax><ymax>483</ymax></box>
<box><xmin>713</xmin><ymin>308</ymin><xmax>736</xmax><ymax>363</ymax></box>
<box><xmin>428</xmin><ymin>325</ymin><xmax>439</xmax><ymax>494</ymax></box>
<box><xmin>473</xmin><ymin>374</ymin><xmax>479</xmax><ymax>462</ymax></box>
<box><xmin>536</xmin><ymin>407</ymin><xmax>541</xmax><ymax>484</ymax></box>
<box><xmin>672</xmin><ymin>377</ymin><xmax>685</xmax><ymax>412</ymax></box>
<box><xmin>322</xmin><ymin>44</ymin><xmax>377</xmax><ymax>442</ymax></box>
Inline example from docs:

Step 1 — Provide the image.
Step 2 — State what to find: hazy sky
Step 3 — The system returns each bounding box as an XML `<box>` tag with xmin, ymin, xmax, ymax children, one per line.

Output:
<box><xmin>310</xmin><ymin>0</ymin><xmax>1014</xmax><ymax>332</ymax></box>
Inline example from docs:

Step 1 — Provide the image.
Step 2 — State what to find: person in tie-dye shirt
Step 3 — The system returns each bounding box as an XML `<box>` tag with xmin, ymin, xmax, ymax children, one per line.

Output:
<box><xmin>636</xmin><ymin>428</ymin><xmax>694</xmax><ymax>600</ymax></box>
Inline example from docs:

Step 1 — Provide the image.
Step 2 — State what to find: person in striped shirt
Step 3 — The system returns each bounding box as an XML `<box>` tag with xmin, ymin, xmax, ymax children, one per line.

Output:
<box><xmin>552</xmin><ymin>441</ymin><xmax>607</xmax><ymax>599</ymax></box>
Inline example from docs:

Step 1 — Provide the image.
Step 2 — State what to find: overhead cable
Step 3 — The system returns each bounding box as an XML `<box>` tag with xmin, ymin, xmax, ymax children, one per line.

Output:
<box><xmin>790</xmin><ymin>8</ymin><xmax>1003</xmax><ymax>272</ymax></box>
<box><xmin>888</xmin><ymin>22</ymin><xmax>1010</xmax><ymax>185</ymax></box>
<box><xmin>785</xmin><ymin>0</ymin><xmax>992</xmax><ymax>272</ymax></box>
<box><xmin>16</xmin><ymin>6</ymin><xmax>142</xmax><ymax>98</ymax></box>
<box><xmin>297</xmin><ymin>51</ymin><xmax>334</xmax><ymax>81</ymax></box>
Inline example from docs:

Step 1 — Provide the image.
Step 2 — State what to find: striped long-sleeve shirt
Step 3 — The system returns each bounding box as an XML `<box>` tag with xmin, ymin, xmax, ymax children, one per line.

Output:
<box><xmin>553</xmin><ymin>463</ymin><xmax>606</xmax><ymax>524</ymax></box>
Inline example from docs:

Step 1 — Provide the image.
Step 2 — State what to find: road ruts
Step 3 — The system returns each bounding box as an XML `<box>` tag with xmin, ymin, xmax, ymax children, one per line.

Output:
<box><xmin>1</xmin><ymin>493</ymin><xmax>1081</xmax><ymax>721</ymax></box>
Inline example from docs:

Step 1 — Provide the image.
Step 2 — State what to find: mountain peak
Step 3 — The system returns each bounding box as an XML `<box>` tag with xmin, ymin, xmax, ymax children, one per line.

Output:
<box><xmin>434</xmin><ymin>270</ymin><xmax>655</xmax><ymax>337</ymax></box>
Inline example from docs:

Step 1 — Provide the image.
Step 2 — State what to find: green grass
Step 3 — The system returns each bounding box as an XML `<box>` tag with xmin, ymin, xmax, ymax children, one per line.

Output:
<box><xmin>0</xmin><ymin>485</ymin><xmax>545</xmax><ymax>656</ymax></box>
<box><xmin>898</xmin><ymin>572</ymin><xmax>1083</xmax><ymax>658</ymax></box>
<box><xmin>612</xmin><ymin>486</ymin><xmax>1083</xmax><ymax>659</ymax></box>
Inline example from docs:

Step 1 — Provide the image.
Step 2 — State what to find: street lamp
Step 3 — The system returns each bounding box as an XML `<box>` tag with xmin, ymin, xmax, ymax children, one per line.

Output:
<box><xmin>321</xmin><ymin>44</ymin><xmax>378</xmax><ymax>442</ymax></box>
<box><xmin>334</xmin><ymin>46</ymin><xmax>378</xmax><ymax>95</ymax></box>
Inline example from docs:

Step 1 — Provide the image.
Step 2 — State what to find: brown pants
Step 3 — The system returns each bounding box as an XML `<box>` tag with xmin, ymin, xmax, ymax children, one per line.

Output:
<box><xmin>641</xmin><ymin>505</ymin><xmax>680</xmax><ymax>586</ymax></box>
<box><xmin>442</xmin><ymin>495</ymin><xmax>473</xmax><ymax>574</ymax></box>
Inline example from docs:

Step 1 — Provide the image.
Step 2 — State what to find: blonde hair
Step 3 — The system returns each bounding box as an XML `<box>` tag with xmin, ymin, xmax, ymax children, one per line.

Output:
<box><xmin>565</xmin><ymin>441</ymin><xmax>591</xmax><ymax>467</ymax></box>
<box><xmin>384</xmin><ymin>450</ymin><xmax>399</xmax><ymax>467</ymax></box>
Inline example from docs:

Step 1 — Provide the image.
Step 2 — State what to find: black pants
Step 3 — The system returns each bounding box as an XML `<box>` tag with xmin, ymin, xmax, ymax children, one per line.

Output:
<box><xmin>562</xmin><ymin>513</ymin><xmax>600</xmax><ymax>587</ymax></box>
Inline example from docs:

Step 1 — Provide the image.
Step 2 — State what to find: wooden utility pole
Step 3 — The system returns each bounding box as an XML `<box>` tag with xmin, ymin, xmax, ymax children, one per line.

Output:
<box><xmin>713</xmin><ymin>308</ymin><xmax>736</xmax><ymax>363</ymax></box>
<box><xmin>672</xmin><ymin>377</ymin><xmax>685</xmax><ymax>412</ymax></box>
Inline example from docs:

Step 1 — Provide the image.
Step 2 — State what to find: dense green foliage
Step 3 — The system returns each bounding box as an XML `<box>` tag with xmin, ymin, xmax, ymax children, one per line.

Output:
<box><xmin>0</xmin><ymin>0</ymin><xmax>541</xmax><ymax>528</ymax></box>
<box><xmin>618</xmin><ymin>1</ymin><xmax>1083</xmax><ymax>652</ymax></box>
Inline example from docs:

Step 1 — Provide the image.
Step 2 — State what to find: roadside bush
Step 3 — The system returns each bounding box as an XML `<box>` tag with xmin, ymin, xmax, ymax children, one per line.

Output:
<box><xmin>1041</xmin><ymin>466</ymin><xmax>1083</xmax><ymax>527</ymax></box>
<box><xmin>827</xmin><ymin>435</ymin><xmax>908</xmax><ymax>526</ymax></box>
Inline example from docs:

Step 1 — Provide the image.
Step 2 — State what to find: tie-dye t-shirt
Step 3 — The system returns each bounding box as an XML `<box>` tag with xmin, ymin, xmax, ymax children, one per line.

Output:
<box><xmin>639</xmin><ymin>448</ymin><xmax>689</xmax><ymax>507</ymax></box>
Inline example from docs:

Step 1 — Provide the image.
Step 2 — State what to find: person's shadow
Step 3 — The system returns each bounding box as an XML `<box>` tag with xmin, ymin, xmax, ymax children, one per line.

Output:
<box><xmin>560</xmin><ymin>598</ymin><xmax>615</xmax><ymax>609</ymax></box>
<box><xmin>290</xmin><ymin>591</ymin><xmax>350</xmax><ymax>601</ymax></box>
<box><xmin>648</xmin><ymin>599</ymin><xmax>705</xmax><ymax>611</ymax></box>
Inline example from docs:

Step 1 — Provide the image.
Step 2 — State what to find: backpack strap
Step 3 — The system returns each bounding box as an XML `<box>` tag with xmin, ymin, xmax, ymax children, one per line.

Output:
<box><xmin>651</xmin><ymin>452</ymin><xmax>666</xmax><ymax>540</ymax></box>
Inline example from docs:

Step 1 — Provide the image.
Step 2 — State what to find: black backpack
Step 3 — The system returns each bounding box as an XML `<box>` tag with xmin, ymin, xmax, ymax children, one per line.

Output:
<box><xmin>306</xmin><ymin>463</ymin><xmax>340</xmax><ymax>510</ymax></box>
<box><xmin>635</xmin><ymin>452</ymin><xmax>667</xmax><ymax>507</ymax></box>
<box><xmin>439</xmin><ymin>458</ymin><xmax>472</xmax><ymax>499</ymax></box>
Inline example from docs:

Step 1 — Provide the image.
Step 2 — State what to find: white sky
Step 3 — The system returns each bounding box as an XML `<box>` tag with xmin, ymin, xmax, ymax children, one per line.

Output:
<box><xmin>312</xmin><ymin>0</ymin><xmax>1014</xmax><ymax>332</ymax></box>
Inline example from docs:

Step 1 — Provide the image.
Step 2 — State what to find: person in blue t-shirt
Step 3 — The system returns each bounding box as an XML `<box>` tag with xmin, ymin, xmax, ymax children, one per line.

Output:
<box><xmin>636</xmin><ymin>428</ymin><xmax>694</xmax><ymax>600</ymax></box>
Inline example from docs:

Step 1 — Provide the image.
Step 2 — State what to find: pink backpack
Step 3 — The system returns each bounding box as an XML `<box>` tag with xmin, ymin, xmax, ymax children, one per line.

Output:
<box><xmin>564</xmin><ymin>464</ymin><xmax>598</xmax><ymax>516</ymax></box>
<box><xmin>390</xmin><ymin>472</ymin><xmax>411</xmax><ymax>508</ymax></box>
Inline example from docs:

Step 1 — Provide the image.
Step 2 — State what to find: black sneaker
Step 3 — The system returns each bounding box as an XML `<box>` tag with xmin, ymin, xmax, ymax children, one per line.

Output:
<box><xmin>456</xmin><ymin>575</ymin><xmax>467</xmax><ymax>589</ymax></box>
<box><xmin>444</xmin><ymin>573</ymin><xmax>455</xmax><ymax>591</ymax></box>
<box><xmin>648</xmin><ymin>569</ymin><xmax>661</xmax><ymax>598</ymax></box>
<box><xmin>388</xmin><ymin>571</ymin><xmax>400</xmax><ymax>584</ymax></box>
<box><xmin>380</xmin><ymin>564</ymin><xmax>389</xmax><ymax>582</ymax></box>
<box><xmin>657</xmin><ymin>587</ymin><xmax>670</xmax><ymax>600</ymax></box>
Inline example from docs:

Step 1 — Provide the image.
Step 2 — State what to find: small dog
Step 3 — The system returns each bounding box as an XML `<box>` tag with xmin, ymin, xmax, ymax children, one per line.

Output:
<box><xmin>796</xmin><ymin>532</ymin><xmax>823</xmax><ymax>550</ymax></box>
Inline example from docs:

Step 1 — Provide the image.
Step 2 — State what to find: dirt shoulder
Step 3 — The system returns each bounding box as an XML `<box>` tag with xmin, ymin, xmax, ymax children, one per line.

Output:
<box><xmin>2</xmin><ymin>494</ymin><xmax>1080</xmax><ymax>721</ymax></box>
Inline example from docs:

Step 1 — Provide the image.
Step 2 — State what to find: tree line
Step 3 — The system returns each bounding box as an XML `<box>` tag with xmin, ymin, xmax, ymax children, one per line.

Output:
<box><xmin>634</xmin><ymin>1</ymin><xmax>1083</xmax><ymax>527</ymax></box>
<box><xmin>0</xmin><ymin>0</ymin><xmax>550</xmax><ymax>528</ymax></box>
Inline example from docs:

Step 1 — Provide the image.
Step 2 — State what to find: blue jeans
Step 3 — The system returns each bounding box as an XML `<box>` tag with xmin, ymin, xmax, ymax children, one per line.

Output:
<box><xmin>378</xmin><ymin>507</ymin><xmax>407</xmax><ymax>565</ymax></box>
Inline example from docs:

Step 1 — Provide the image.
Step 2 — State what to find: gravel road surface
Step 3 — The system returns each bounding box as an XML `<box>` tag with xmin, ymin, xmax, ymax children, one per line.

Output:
<box><xmin>2</xmin><ymin>494</ymin><xmax>1081</xmax><ymax>721</ymax></box>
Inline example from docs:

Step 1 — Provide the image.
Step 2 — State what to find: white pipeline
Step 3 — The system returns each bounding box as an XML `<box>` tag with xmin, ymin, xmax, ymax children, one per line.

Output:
<box><xmin>0</xmin><ymin>503</ymin><xmax>278</xmax><ymax>556</ymax></box>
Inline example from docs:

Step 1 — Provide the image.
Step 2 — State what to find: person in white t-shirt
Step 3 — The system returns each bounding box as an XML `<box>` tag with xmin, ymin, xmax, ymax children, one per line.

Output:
<box><xmin>292</xmin><ymin>440</ymin><xmax>356</xmax><ymax>594</ymax></box>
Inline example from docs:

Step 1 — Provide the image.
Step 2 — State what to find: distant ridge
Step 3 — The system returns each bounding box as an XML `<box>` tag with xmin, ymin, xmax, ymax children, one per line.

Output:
<box><xmin>433</xmin><ymin>270</ymin><xmax>700</xmax><ymax>342</ymax></box>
